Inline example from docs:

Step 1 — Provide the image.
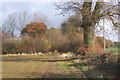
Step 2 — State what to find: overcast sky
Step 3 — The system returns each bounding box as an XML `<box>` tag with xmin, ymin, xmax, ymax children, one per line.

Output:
<box><xmin>1</xmin><ymin>2</ymin><xmax>118</xmax><ymax>42</ymax></box>
<box><xmin>2</xmin><ymin>2</ymin><xmax>69</xmax><ymax>28</ymax></box>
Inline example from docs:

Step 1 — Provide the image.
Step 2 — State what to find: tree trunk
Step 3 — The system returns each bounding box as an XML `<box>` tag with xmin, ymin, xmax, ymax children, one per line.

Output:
<box><xmin>84</xmin><ymin>26</ymin><xmax>95</xmax><ymax>47</ymax></box>
<box><xmin>83</xmin><ymin>25</ymin><xmax>95</xmax><ymax>54</ymax></box>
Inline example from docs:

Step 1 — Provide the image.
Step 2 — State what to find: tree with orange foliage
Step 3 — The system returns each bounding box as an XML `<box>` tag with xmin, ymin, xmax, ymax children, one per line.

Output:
<box><xmin>21</xmin><ymin>22</ymin><xmax>47</xmax><ymax>37</ymax></box>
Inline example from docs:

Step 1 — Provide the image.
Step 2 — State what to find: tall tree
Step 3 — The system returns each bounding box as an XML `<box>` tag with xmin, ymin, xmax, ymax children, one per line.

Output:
<box><xmin>3</xmin><ymin>13</ymin><xmax>18</xmax><ymax>37</ymax></box>
<box><xmin>55</xmin><ymin>1</ymin><xmax>118</xmax><ymax>53</ymax></box>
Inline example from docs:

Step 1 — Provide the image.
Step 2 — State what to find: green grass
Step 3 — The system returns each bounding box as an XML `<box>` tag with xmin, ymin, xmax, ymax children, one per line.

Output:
<box><xmin>67</xmin><ymin>62</ymin><xmax>91</xmax><ymax>71</ymax></box>
<box><xmin>106</xmin><ymin>47</ymin><xmax>119</xmax><ymax>53</ymax></box>
<box><xmin>57</xmin><ymin>61</ymin><xmax>85</xmax><ymax>78</ymax></box>
<box><xmin>57</xmin><ymin>62</ymin><xmax>68</xmax><ymax>69</ymax></box>
<box><xmin>58</xmin><ymin>59</ymin><xmax>93</xmax><ymax>72</ymax></box>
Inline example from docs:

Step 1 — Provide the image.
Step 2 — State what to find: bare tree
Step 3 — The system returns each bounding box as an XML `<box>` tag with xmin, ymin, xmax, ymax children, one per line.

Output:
<box><xmin>30</xmin><ymin>11</ymin><xmax>48</xmax><ymax>23</ymax></box>
<box><xmin>3</xmin><ymin>13</ymin><xmax>18</xmax><ymax>37</ymax></box>
<box><xmin>18</xmin><ymin>12</ymin><xmax>29</xmax><ymax>30</ymax></box>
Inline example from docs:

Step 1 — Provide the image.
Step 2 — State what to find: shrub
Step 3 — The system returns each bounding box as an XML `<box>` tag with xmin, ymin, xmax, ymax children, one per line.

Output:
<box><xmin>41</xmin><ymin>38</ymin><xmax>52</xmax><ymax>52</ymax></box>
<box><xmin>20</xmin><ymin>36</ymin><xmax>46</xmax><ymax>53</ymax></box>
<box><xmin>44</xmin><ymin>28</ymin><xmax>70</xmax><ymax>52</ymax></box>
<box><xmin>2</xmin><ymin>36</ymin><xmax>49</xmax><ymax>54</ymax></box>
<box><xmin>76</xmin><ymin>44</ymin><xmax>104</xmax><ymax>56</ymax></box>
<box><xmin>2</xmin><ymin>40</ymin><xmax>19</xmax><ymax>54</ymax></box>
<box><xmin>44</xmin><ymin>28</ymin><xmax>84</xmax><ymax>53</ymax></box>
<box><xmin>67</xmin><ymin>33</ymin><xmax>83</xmax><ymax>54</ymax></box>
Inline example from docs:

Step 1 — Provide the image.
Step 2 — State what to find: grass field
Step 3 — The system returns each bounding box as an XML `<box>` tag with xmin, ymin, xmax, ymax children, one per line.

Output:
<box><xmin>1</xmin><ymin>52</ymin><xmax>118</xmax><ymax>78</ymax></box>
<box><xmin>1</xmin><ymin>53</ymin><xmax>84</xmax><ymax>78</ymax></box>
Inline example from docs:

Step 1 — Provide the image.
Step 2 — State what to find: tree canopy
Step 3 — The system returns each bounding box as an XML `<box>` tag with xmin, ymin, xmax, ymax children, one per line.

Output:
<box><xmin>21</xmin><ymin>22</ymin><xmax>47</xmax><ymax>37</ymax></box>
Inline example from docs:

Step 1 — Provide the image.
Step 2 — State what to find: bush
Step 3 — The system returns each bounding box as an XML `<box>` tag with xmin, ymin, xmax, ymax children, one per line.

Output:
<box><xmin>69</xmin><ymin>33</ymin><xmax>84</xmax><ymax>53</ymax></box>
<box><xmin>20</xmin><ymin>36</ymin><xmax>49</xmax><ymax>53</ymax></box>
<box><xmin>45</xmin><ymin>28</ymin><xmax>70</xmax><ymax>52</ymax></box>
<box><xmin>76</xmin><ymin>44</ymin><xmax>104</xmax><ymax>56</ymax></box>
<box><xmin>41</xmin><ymin>37</ymin><xmax>52</xmax><ymax>52</ymax></box>
<box><xmin>2</xmin><ymin>37</ymin><xmax>48</xmax><ymax>54</ymax></box>
<box><xmin>2</xmin><ymin>40</ymin><xmax>19</xmax><ymax>54</ymax></box>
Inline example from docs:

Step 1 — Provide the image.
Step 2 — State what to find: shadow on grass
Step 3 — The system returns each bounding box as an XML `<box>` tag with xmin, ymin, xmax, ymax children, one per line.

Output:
<box><xmin>42</xmin><ymin>72</ymin><xmax>71</xmax><ymax>78</ymax></box>
<box><xmin>2</xmin><ymin>56</ymin><xmax>77</xmax><ymax>62</ymax></box>
<box><xmin>67</xmin><ymin>60</ymin><xmax>119</xmax><ymax>78</ymax></box>
<box><xmin>32</xmin><ymin>58</ymin><xmax>77</xmax><ymax>62</ymax></box>
<box><xmin>94</xmin><ymin>61</ymin><xmax>119</xmax><ymax>78</ymax></box>
<box><xmin>68</xmin><ymin>62</ymin><xmax>87</xmax><ymax>67</ymax></box>
<box><xmin>1</xmin><ymin>56</ymin><xmax>45</xmax><ymax>62</ymax></box>
<box><xmin>41</xmin><ymin>72</ymin><xmax>76</xmax><ymax>78</ymax></box>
